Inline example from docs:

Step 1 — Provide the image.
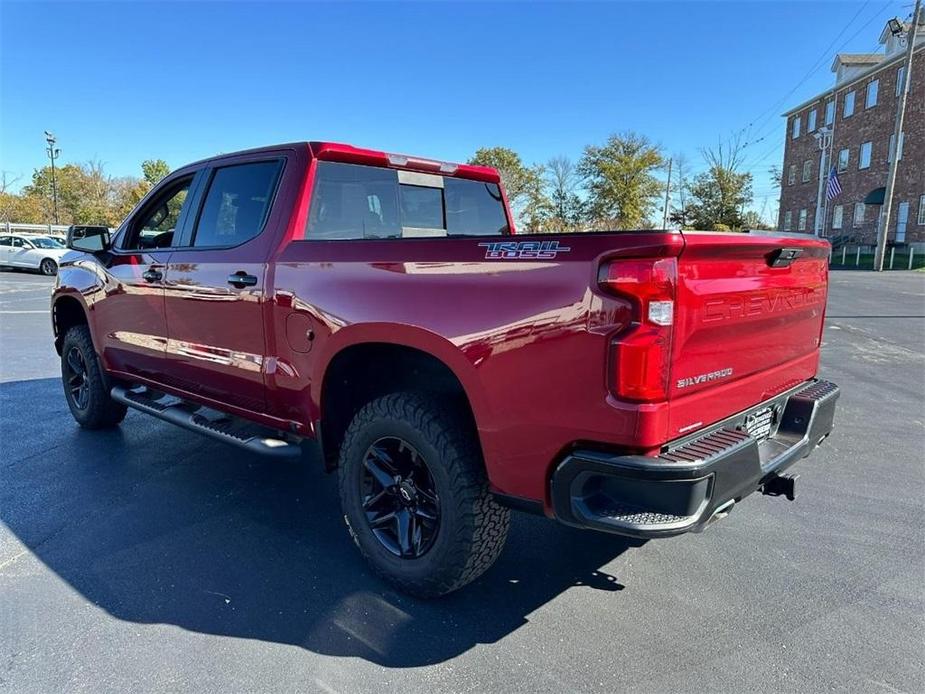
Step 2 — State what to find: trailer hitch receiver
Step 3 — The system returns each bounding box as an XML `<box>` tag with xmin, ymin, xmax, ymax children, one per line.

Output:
<box><xmin>761</xmin><ymin>473</ymin><xmax>797</xmax><ymax>501</ymax></box>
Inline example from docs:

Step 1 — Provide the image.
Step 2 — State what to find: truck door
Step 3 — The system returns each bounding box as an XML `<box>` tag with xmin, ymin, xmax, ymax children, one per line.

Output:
<box><xmin>162</xmin><ymin>157</ymin><xmax>284</xmax><ymax>413</ymax></box>
<box><xmin>95</xmin><ymin>173</ymin><xmax>200</xmax><ymax>381</ymax></box>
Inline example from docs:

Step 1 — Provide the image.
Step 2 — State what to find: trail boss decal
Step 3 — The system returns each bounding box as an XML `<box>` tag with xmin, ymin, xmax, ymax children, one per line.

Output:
<box><xmin>479</xmin><ymin>240</ymin><xmax>571</xmax><ymax>260</ymax></box>
<box><xmin>676</xmin><ymin>367</ymin><xmax>734</xmax><ymax>390</ymax></box>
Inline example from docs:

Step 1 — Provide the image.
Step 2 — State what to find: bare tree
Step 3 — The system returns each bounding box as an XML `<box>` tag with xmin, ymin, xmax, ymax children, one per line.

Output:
<box><xmin>0</xmin><ymin>171</ymin><xmax>22</xmax><ymax>194</ymax></box>
<box><xmin>701</xmin><ymin>132</ymin><xmax>749</xmax><ymax>173</ymax></box>
<box><xmin>672</xmin><ymin>152</ymin><xmax>690</xmax><ymax>211</ymax></box>
<box><xmin>686</xmin><ymin>134</ymin><xmax>754</xmax><ymax>231</ymax></box>
<box><xmin>545</xmin><ymin>156</ymin><xmax>584</xmax><ymax>229</ymax></box>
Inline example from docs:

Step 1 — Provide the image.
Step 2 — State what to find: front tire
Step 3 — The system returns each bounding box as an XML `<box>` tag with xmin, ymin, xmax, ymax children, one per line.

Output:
<box><xmin>40</xmin><ymin>258</ymin><xmax>58</xmax><ymax>276</ymax></box>
<box><xmin>338</xmin><ymin>392</ymin><xmax>510</xmax><ymax>598</ymax></box>
<box><xmin>61</xmin><ymin>325</ymin><xmax>127</xmax><ymax>428</ymax></box>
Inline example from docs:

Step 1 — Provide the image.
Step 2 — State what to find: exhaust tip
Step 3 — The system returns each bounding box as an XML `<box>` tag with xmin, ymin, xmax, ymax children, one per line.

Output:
<box><xmin>693</xmin><ymin>499</ymin><xmax>735</xmax><ymax>533</ymax></box>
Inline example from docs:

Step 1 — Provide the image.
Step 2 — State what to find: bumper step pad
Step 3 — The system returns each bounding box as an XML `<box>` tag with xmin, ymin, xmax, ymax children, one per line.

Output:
<box><xmin>551</xmin><ymin>379</ymin><xmax>840</xmax><ymax>538</ymax></box>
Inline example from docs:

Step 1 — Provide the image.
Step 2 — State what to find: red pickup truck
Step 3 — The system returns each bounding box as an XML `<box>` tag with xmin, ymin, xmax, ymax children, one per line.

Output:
<box><xmin>53</xmin><ymin>141</ymin><xmax>839</xmax><ymax>597</ymax></box>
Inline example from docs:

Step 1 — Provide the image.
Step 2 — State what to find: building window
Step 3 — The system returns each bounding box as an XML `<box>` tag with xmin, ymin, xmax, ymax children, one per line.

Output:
<box><xmin>798</xmin><ymin>209</ymin><xmax>808</xmax><ymax>231</ymax></box>
<box><xmin>802</xmin><ymin>160</ymin><xmax>813</xmax><ymax>182</ymax></box>
<box><xmin>918</xmin><ymin>195</ymin><xmax>925</xmax><ymax>225</ymax></box>
<box><xmin>866</xmin><ymin>79</ymin><xmax>879</xmax><ymax>108</ymax></box>
<box><xmin>792</xmin><ymin>116</ymin><xmax>801</xmax><ymax>139</ymax></box>
<box><xmin>837</xmin><ymin>148</ymin><xmax>850</xmax><ymax>172</ymax></box>
<box><xmin>788</xmin><ymin>164</ymin><xmax>797</xmax><ymax>185</ymax></box>
<box><xmin>784</xmin><ymin>210</ymin><xmax>792</xmax><ymax>231</ymax></box>
<box><xmin>888</xmin><ymin>132</ymin><xmax>905</xmax><ymax>162</ymax></box>
<box><xmin>807</xmin><ymin>109</ymin><xmax>817</xmax><ymax>132</ymax></box>
<box><xmin>825</xmin><ymin>100</ymin><xmax>835</xmax><ymax>125</ymax></box>
<box><xmin>897</xmin><ymin>66</ymin><xmax>906</xmax><ymax>96</ymax></box>
<box><xmin>832</xmin><ymin>205</ymin><xmax>844</xmax><ymax>230</ymax></box>
<box><xmin>854</xmin><ymin>202</ymin><xmax>865</xmax><ymax>227</ymax></box>
<box><xmin>859</xmin><ymin>141</ymin><xmax>872</xmax><ymax>169</ymax></box>
<box><xmin>843</xmin><ymin>91</ymin><xmax>855</xmax><ymax>117</ymax></box>
<box><xmin>896</xmin><ymin>201</ymin><xmax>909</xmax><ymax>243</ymax></box>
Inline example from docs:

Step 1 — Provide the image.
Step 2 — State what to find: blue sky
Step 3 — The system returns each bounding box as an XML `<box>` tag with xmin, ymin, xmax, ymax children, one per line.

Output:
<box><xmin>0</xmin><ymin>1</ymin><xmax>904</xmax><ymax>221</ymax></box>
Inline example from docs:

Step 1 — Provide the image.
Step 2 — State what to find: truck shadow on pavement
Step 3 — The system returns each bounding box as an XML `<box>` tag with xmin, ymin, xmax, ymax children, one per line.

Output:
<box><xmin>1</xmin><ymin>378</ymin><xmax>640</xmax><ymax>668</ymax></box>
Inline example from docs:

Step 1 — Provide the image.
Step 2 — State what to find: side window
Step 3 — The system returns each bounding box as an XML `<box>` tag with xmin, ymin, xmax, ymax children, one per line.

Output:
<box><xmin>123</xmin><ymin>177</ymin><xmax>193</xmax><ymax>250</ymax></box>
<box><xmin>445</xmin><ymin>178</ymin><xmax>510</xmax><ymax>236</ymax></box>
<box><xmin>191</xmin><ymin>161</ymin><xmax>281</xmax><ymax>248</ymax></box>
<box><xmin>11</xmin><ymin>237</ymin><xmax>25</xmax><ymax>248</ymax></box>
<box><xmin>306</xmin><ymin>162</ymin><xmax>400</xmax><ymax>240</ymax></box>
<box><xmin>0</xmin><ymin>236</ymin><xmax>11</xmax><ymax>246</ymax></box>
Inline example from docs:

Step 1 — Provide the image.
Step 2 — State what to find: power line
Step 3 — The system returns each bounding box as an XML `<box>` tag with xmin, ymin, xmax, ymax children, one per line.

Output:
<box><xmin>738</xmin><ymin>1</ymin><xmax>880</xmax><ymax>145</ymax></box>
<box><xmin>737</xmin><ymin>1</ymin><xmax>897</xmax><ymax>171</ymax></box>
<box><xmin>738</xmin><ymin>31</ymin><xmax>890</xmax><ymax>174</ymax></box>
<box><xmin>705</xmin><ymin>1</ymin><xmax>876</xmax><ymax>161</ymax></box>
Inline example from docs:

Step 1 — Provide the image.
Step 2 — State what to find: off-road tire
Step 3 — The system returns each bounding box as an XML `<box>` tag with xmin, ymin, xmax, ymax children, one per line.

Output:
<box><xmin>338</xmin><ymin>391</ymin><xmax>510</xmax><ymax>598</ymax></box>
<box><xmin>61</xmin><ymin>324</ymin><xmax>127</xmax><ymax>429</ymax></box>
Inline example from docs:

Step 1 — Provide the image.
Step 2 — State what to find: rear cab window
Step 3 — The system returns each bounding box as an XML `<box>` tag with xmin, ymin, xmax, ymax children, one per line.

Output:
<box><xmin>304</xmin><ymin>161</ymin><xmax>510</xmax><ymax>240</ymax></box>
<box><xmin>191</xmin><ymin>161</ymin><xmax>282</xmax><ymax>248</ymax></box>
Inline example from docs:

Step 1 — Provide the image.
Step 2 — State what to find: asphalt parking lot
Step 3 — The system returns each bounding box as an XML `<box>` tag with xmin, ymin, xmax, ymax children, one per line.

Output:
<box><xmin>1</xmin><ymin>268</ymin><xmax>923</xmax><ymax>693</ymax></box>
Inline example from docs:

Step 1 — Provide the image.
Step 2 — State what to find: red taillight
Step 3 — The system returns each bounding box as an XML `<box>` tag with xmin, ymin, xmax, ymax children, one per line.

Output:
<box><xmin>599</xmin><ymin>258</ymin><xmax>677</xmax><ymax>402</ymax></box>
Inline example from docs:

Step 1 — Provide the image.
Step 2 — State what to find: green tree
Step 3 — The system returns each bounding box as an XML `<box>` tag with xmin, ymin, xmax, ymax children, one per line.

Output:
<box><xmin>742</xmin><ymin>210</ymin><xmax>772</xmax><ymax>230</ymax></box>
<box><xmin>18</xmin><ymin>159</ymin><xmax>152</xmax><ymax>226</ymax></box>
<box><xmin>141</xmin><ymin>159</ymin><xmax>170</xmax><ymax>185</ymax></box>
<box><xmin>686</xmin><ymin>140</ymin><xmax>753</xmax><ymax>231</ymax></box>
<box><xmin>468</xmin><ymin>147</ymin><xmax>549</xmax><ymax>231</ymax></box>
<box><xmin>577</xmin><ymin>132</ymin><xmax>664</xmax><ymax>229</ymax></box>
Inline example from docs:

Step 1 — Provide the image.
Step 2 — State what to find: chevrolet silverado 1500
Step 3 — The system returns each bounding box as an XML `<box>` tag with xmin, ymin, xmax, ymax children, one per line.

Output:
<box><xmin>53</xmin><ymin>141</ymin><xmax>839</xmax><ymax>597</ymax></box>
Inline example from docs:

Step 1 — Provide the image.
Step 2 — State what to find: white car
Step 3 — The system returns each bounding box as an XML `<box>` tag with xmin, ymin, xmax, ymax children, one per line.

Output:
<box><xmin>0</xmin><ymin>234</ymin><xmax>70</xmax><ymax>275</ymax></box>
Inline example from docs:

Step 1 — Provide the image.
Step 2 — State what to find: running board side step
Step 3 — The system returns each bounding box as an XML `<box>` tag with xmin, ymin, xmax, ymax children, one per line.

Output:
<box><xmin>111</xmin><ymin>385</ymin><xmax>302</xmax><ymax>459</ymax></box>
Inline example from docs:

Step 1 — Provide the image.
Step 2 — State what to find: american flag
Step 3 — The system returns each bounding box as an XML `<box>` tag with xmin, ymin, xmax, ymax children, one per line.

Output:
<box><xmin>826</xmin><ymin>166</ymin><xmax>842</xmax><ymax>200</ymax></box>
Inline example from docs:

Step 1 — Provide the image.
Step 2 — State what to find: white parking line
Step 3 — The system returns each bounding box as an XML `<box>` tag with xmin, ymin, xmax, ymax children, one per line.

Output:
<box><xmin>0</xmin><ymin>310</ymin><xmax>49</xmax><ymax>314</ymax></box>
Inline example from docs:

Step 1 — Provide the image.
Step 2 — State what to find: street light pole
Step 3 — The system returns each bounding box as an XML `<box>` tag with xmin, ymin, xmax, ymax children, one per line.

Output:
<box><xmin>44</xmin><ymin>131</ymin><xmax>60</xmax><ymax>224</ymax></box>
<box><xmin>813</xmin><ymin>126</ymin><xmax>833</xmax><ymax>237</ymax></box>
<box><xmin>662</xmin><ymin>157</ymin><xmax>673</xmax><ymax>230</ymax></box>
<box><xmin>875</xmin><ymin>0</ymin><xmax>921</xmax><ymax>271</ymax></box>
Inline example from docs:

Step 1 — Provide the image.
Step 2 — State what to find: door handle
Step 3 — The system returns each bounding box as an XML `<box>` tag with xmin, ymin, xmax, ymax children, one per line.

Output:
<box><xmin>142</xmin><ymin>268</ymin><xmax>163</xmax><ymax>283</ymax></box>
<box><xmin>227</xmin><ymin>271</ymin><xmax>258</xmax><ymax>288</ymax></box>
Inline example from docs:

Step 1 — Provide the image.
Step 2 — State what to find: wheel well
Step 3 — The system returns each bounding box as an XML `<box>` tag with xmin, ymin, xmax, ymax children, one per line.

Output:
<box><xmin>52</xmin><ymin>296</ymin><xmax>88</xmax><ymax>354</ymax></box>
<box><xmin>319</xmin><ymin>343</ymin><xmax>479</xmax><ymax>470</ymax></box>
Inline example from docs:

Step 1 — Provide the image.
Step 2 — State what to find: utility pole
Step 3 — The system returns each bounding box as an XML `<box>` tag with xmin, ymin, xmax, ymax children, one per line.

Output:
<box><xmin>812</xmin><ymin>126</ymin><xmax>833</xmax><ymax>237</ymax></box>
<box><xmin>44</xmin><ymin>131</ymin><xmax>60</xmax><ymax>224</ymax></box>
<box><xmin>875</xmin><ymin>0</ymin><xmax>921</xmax><ymax>271</ymax></box>
<box><xmin>662</xmin><ymin>157</ymin><xmax>673</xmax><ymax>229</ymax></box>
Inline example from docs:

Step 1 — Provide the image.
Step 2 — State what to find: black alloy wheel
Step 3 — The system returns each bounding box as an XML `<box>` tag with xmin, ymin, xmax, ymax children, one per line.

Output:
<box><xmin>361</xmin><ymin>436</ymin><xmax>441</xmax><ymax>559</ymax></box>
<box><xmin>64</xmin><ymin>345</ymin><xmax>90</xmax><ymax>410</ymax></box>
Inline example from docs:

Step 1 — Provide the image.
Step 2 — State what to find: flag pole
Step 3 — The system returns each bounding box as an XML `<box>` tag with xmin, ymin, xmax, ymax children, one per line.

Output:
<box><xmin>812</xmin><ymin>126</ymin><xmax>832</xmax><ymax>237</ymax></box>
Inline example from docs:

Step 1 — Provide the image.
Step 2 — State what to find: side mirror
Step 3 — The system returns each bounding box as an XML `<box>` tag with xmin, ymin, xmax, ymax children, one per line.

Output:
<box><xmin>67</xmin><ymin>225</ymin><xmax>111</xmax><ymax>253</ymax></box>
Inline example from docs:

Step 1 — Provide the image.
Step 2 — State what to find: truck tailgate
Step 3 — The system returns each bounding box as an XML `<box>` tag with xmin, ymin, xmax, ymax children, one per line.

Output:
<box><xmin>667</xmin><ymin>231</ymin><xmax>830</xmax><ymax>437</ymax></box>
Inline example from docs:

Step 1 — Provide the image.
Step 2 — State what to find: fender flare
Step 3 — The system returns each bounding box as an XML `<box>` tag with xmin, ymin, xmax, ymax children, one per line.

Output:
<box><xmin>51</xmin><ymin>288</ymin><xmax>94</xmax><ymax>355</ymax></box>
<box><xmin>311</xmin><ymin>322</ymin><xmax>493</xmax><ymax>428</ymax></box>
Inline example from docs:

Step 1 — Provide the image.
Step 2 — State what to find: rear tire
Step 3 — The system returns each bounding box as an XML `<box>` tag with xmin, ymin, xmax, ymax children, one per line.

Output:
<box><xmin>338</xmin><ymin>392</ymin><xmax>510</xmax><ymax>598</ymax></box>
<box><xmin>40</xmin><ymin>258</ymin><xmax>58</xmax><ymax>276</ymax></box>
<box><xmin>61</xmin><ymin>325</ymin><xmax>127</xmax><ymax>429</ymax></box>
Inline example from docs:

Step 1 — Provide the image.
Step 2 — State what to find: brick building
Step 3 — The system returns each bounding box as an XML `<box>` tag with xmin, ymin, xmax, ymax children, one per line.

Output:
<box><xmin>778</xmin><ymin>17</ymin><xmax>924</xmax><ymax>249</ymax></box>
